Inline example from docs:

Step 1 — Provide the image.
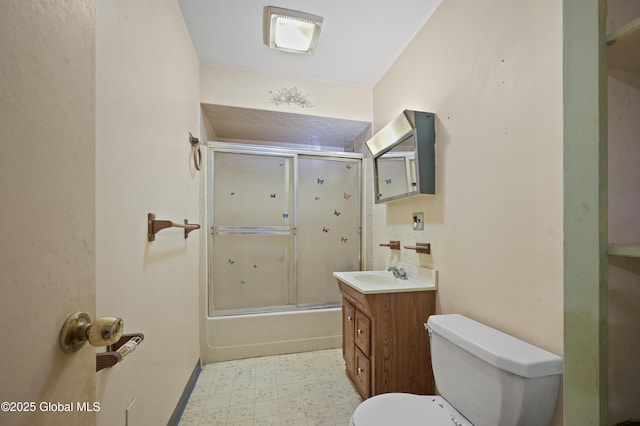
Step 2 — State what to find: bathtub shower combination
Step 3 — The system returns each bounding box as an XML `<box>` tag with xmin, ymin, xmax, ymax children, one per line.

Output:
<box><xmin>205</xmin><ymin>143</ymin><xmax>363</xmax><ymax>361</ymax></box>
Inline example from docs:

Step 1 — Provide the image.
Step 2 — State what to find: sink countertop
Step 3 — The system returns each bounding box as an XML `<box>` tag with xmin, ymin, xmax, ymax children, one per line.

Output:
<box><xmin>333</xmin><ymin>268</ymin><xmax>437</xmax><ymax>294</ymax></box>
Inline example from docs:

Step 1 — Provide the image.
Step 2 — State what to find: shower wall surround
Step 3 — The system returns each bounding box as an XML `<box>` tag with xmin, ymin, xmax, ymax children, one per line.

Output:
<box><xmin>209</xmin><ymin>144</ymin><xmax>362</xmax><ymax>316</ymax></box>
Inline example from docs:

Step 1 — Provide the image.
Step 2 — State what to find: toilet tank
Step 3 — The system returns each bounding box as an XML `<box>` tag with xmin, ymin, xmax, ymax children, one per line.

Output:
<box><xmin>426</xmin><ymin>314</ymin><xmax>563</xmax><ymax>426</ymax></box>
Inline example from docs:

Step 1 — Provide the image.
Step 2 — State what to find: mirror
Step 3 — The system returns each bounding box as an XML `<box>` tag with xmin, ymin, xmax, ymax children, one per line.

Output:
<box><xmin>374</xmin><ymin>134</ymin><xmax>416</xmax><ymax>201</ymax></box>
<box><xmin>367</xmin><ymin>110</ymin><xmax>435</xmax><ymax>203</ymax></box>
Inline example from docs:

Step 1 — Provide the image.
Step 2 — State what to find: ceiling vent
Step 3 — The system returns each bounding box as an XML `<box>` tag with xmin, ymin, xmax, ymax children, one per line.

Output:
<box><xmin>264</xmin><ymin>6</ymin><xmax>324</xmax><ymax>55</ymax></box>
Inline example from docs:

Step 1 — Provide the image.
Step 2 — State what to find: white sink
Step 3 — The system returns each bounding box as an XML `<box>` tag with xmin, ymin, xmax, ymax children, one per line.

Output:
<box><xmin>333</xmin><ymin>268</ymin><xmax>437</xmax><ymax>294</ymax></box>
<box><xmin>352</xmin><ymin>272</ymin><xmax>397</xmax><ymax>286</ymax></box>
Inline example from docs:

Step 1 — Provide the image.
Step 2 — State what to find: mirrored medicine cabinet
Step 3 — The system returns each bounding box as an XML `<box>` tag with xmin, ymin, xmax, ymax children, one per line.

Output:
<box><xmin>366</xmin><ymin>110</ymin><xmax>435</xmax><ymax>203</ymax></box>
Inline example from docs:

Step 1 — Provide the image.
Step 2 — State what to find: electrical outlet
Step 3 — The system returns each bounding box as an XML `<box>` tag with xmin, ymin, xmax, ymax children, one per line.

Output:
<box><xmin>413</xmin><ymin>212</ymin><xmax>424</xmax><ymax>230</ymax></box>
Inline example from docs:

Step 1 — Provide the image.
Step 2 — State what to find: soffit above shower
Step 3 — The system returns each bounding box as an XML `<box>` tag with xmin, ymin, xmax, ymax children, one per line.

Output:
<box><xmin>201</xmin><ymin>104</ymin><xmax>372</xmax><ymax>152</ymax></box>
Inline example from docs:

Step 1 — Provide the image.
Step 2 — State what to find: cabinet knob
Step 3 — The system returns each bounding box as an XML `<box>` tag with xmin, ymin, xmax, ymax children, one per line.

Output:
<box><xmin>357</xmin><ymin>367</ymin><xmax>364</xmax><ymax>374</ymax></box>
<box><xmin>347</xmin><ymin>316</ymin><xmax>353</xmax><ymax>321</ymax></box>
<box><xmin>357</xmin><ymin>329</ymin><xmax>363</xmax><ymax>335</ymax></box>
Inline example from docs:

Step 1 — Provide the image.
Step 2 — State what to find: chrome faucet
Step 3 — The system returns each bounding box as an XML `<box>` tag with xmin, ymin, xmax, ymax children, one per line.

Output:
<box><xmin>387</xmin><ymin>266</ymin><xmax>408</xmax><ymax>280</ymax></box>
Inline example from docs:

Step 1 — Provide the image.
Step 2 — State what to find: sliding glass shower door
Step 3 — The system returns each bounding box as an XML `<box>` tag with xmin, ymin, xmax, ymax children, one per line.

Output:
<box><xmin>296</xmin><ymin>156</ymin><xmax>361</xmax><ymax>307</ymax></box>
<box><xmin>209</xmin><ymin>146</ymin><xmax>361</xmax><ymax>316</ymax></box>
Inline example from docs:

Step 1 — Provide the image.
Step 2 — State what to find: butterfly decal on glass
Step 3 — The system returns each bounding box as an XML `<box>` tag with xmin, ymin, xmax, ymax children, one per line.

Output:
<box><xmin>253</xmin><ymin>264</ymin><xmax>258</xmax><ymax>268</ymax></box>
<box><xmin>314</xmin><ymin>196</ymin><xmax>320</xmax><ymax>201</ymax></box>
<box><xmin>282</xmin><ymin>213</ymin><xmax>288</xmax><ymax>219</ymax></box>
<box><xmin>322</xmin><ymin>226</ymin><xmax>330</xmax><ymax>233</ymax></box>
<box><xmin>240</xmin><ymin>280</ymin><xmax>246</xmax><ymax>284</ymax></box>
<box><xmin>385</xmin><ymin>178</ymin><xmax>392</xmax><ymax>184</ymax></box>
<box><xmin>270</xmin><ymin>193</ymin><xmax>276</xmax><ymax>198</ymax></box>
<box><xmin>317</xmin><ymin>178</ymin><xmax>324</xmax><ymax>184</ymax></box>
<box><xmin>343</xmin><ymin>192</ymin><xmax>351</xmax><ymax>200</ymax></box>
<box><xmin>341</xmin><ymin>236</ymin><xmax>348</xmax><ymax>243</ymax></box>
<box><xmin>334</xmin><ymin>210</ymin><xmax>341</xmax><ymax>216</ymax></box>
<box><xmin>279</xmin><ymin>162</ymin><xmax>284</xmax><ymax>167</ymax></box>
<box><xmin>228</xmin><ymin>259</ymin><xmax>235</xmax><ymax>265</ymax></box>
<box><xmin>230</xmin><ymin>192</ymin><xmax>235</xmax><ymax>195</ymax></box>
<box><xmin>346</xmin><ymin>164</ymin><xmax>352</xmax><ymax>170</ymax></box>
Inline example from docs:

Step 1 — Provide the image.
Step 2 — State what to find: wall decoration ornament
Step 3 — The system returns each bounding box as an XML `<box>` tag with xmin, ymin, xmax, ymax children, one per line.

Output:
<box><xmin>269</xmin><ymin>86</ymin><xmax>313</xmax><ymax>108</ymax></box>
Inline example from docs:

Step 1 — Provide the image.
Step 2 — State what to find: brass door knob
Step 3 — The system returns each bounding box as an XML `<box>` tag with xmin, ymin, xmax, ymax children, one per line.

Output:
<box><xmin>60</xmin><ymin>312</ymin><xmax>124</xmax><ymax>353</ymax></box>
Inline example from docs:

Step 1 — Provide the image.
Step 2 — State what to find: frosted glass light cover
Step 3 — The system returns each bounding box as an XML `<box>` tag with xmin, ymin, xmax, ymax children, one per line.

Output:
<box><xmin>265</xmin><ymin>7</ymin><xmax>323</xmax><ymax>55</ymax></box>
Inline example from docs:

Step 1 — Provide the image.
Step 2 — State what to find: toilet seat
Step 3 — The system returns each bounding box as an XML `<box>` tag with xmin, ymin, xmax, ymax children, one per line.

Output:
<box><xmin>350</xmin><ymin>393</ymin><xmax>473</xmax><ymax>426</ymax></box>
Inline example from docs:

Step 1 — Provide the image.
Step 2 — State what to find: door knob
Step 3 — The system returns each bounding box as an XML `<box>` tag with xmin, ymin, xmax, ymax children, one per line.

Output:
<box><xmin>60</xmin><ymin>312</ymin><xmax>124</xmax><ymax>353</ymax></box>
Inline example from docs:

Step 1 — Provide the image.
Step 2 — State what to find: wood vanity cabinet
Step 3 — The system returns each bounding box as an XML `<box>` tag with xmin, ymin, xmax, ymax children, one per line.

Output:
<box><xmin>337</xmin><ymin>279</ymin><xmax>436</xmax><ymax>399</ymax></box>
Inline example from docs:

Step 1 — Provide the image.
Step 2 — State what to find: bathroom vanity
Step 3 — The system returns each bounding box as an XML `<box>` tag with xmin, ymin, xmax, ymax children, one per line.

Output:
<box><xmin>333</xmin><ymin>270</ymin><xmax>437</xmax><ymax>399</ymax></box>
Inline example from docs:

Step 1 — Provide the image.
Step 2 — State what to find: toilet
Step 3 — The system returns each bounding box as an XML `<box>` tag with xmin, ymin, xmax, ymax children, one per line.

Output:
<box><xmin>350</xmin><ymin>314</ymin><xmax>563</xmax><ymax>426</ymax></box>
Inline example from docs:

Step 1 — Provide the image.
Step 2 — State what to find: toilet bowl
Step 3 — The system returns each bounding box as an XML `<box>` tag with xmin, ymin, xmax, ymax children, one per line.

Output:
<box><xmin>349</xmin><ymin>314</ymin><xmax>563</xmax><ymax>426</ymax></box>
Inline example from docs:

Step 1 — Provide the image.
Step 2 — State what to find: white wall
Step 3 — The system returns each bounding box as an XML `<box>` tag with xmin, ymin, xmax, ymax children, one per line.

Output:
<box><xmin>95</xmin><ymin>0</ymin><xmax>201</xmax><ymax>424</ymax></box>
<box><xmin>0</xmin><ymin>2</ymin><xmax>96</xmax><ymax>425</ymax></box>
<box><xmin>371</xmin><ymin>0</ymin><xmax>564</xmax><ymax>424</ymax></box>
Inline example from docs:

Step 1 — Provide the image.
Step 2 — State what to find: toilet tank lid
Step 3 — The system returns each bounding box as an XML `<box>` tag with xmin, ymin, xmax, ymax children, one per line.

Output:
<box><xmin>427</xmin><ymin>314</ymin><xmax>563</xmax><ymax>378</ymax></box>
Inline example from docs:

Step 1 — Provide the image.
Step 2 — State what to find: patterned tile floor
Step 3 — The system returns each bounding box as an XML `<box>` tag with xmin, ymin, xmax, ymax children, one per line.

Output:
<box><xmin>178</xmin><ymin>348</ymin><xmax>362</xmax><ymax>426</ymax></box>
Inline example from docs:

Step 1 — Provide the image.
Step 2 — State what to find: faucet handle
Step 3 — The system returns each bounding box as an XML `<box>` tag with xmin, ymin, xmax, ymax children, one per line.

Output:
<box><xmin>387</xmin><ymin>266</ymin><xmax>408</xmax><ymax>279</ymax></box>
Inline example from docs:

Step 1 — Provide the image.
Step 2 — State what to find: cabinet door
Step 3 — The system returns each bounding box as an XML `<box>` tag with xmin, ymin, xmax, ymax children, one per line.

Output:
<box><xmin>354</xmin><ymin>347</ymin><xmax>371</xmax><ymax>398</ymax></box>
<box><xmin>343</xmin><ymin>299</ymin><xmax>355</xmax><ymax>374</ymax></box>
<box><xmin>355</xmin><ymin>310</ymin><xmax>371</xmax><ymax>356</ymax></box>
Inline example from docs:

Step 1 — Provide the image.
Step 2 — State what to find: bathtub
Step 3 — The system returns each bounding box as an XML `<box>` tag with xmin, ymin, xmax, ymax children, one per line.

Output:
<box><xmin>202</xmin><ymin>307</ymin><xmax>342</xmax><ymax>362</ymax></box>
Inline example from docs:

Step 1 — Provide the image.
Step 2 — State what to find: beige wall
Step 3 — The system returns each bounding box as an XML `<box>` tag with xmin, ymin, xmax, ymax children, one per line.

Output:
<box><xmin>0</xmin><ymin>1</ymin><xmax>97</xmax><ymax>425</ymax></box>
<box><xmin>371</xmin><ymin>0</ymin><xmax>564</xmax><ymax>423</ymax></box>
<box><xmin>95</xmin><ymin>0</ymin><xmax>201</xmax><ymax>425</ymax></box>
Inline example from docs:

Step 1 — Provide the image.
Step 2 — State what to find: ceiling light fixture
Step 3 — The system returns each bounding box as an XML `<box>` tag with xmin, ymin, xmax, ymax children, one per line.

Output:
<box><xmin>264</xmin><ymin>6</ymin><xmax>324</xmax><ymax>55</ymax></box>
